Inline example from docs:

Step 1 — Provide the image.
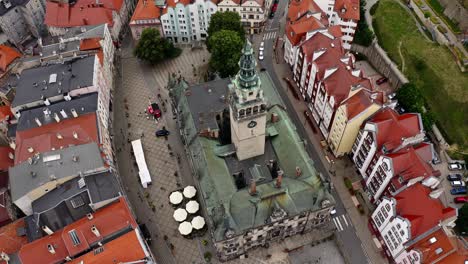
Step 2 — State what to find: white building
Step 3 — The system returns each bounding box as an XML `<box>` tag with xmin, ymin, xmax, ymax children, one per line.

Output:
<box><xmin>0</xmin><ymin>0</ymin><xmax>47</xmax><ymax>50</ymax></box>
<box><xmin>160</xmin><ymin>0</ymin><xmax>218</xmax><ymax>43</ymax></box>
<box><xmin>218</xmin><ymin>0</ymin><xmax>273</xmax><ymax>34</ymax></box>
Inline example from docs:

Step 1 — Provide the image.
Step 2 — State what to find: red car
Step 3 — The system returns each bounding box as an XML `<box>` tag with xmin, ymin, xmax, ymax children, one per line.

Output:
<box><xmin>454</xmin><ymin>196</ymin><xmax>468</xmax><ymax>203</ymax></box>
<box><xmin>147</xmin><ymin>103</ymin><xmax>161</xmax><ymax>119</ymax></box>
<box><xmin>271</xmin><ymin>3</ymin><xmax>278</xmax><ymax>12</ymax></box>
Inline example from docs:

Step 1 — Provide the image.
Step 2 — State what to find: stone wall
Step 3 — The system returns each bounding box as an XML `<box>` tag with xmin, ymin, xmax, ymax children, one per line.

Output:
<box><xmin>409</xmin><ymin>0</ymin><xmax>450</xmax><ymax>45</ymax></box>
<box><xmin>351</xmin><ymin>43</ymin><xmax>409</xmax><ymax>89</ymax></box>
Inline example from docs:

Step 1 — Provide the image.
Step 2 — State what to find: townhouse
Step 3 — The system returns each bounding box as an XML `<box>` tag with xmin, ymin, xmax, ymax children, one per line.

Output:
<box><xmin>0</xmin><ymin>45</ymin><xmax>20</xmax><ymax>78</ymax></box>
<box><xmin>218</xmin><ymin>0</ymin><xmax>273</xmax><ymax>34</ymax></box>
<box><xmin>130</xmin><ymin>0</ymin><xmax>163</xmax><ymax>41</ymax></box>
<box><xmin>0</xmin><ymin>146</ymin><xmax>14</xmax><ymax>226</ymax></box>
<box><xmin>0</xmin><ymin>106</ymin><xmax>13</xmax><ymax>144</ymax></box>
<box><xmin>0</xmin><ymin>0</ymin><xmax>47</xmax><ymax>50</ymax></box>
<box><xmin>45</xmin><ymin>0</ymin><xmax>134</xmax><ymax>40</ymax></box>
<box><xmin>369</xmin><ymin>183</ymin><xmax>457</xmax><ymax>262</ymax></box>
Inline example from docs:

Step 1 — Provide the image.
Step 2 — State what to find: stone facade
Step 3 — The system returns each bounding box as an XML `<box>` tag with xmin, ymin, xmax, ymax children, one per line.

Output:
<box><xmin>218</xmin><ymin>0</ymin><xmax>273</xmax><ymax>34</ymax></box>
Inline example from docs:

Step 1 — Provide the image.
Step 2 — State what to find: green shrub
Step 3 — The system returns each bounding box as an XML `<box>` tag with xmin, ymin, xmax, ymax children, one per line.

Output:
<box><xmin>437</xmin><ymin>25</ymin><xmax>448</xmax><ymax>34</ymax></box>
<box><xmin>204</xmin><ymin>252</ymin><xmax>212</xmax><ymax>261</ymax></box>
<box><xmin>344</xmin><ymin>177</ymin><xmax>353</xmax><ymax>190</ymax></box>
<box><xmin>424</xmin><ymin>12</ymin><xmax>431</xmax><ymax>18</ymax></box>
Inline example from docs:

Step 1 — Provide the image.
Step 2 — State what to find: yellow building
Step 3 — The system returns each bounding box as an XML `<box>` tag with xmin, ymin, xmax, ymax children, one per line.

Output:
<box><xmin>328</xmin><ymin>88</ymin><xmax>384</xmax><ymax>157</ymax></box>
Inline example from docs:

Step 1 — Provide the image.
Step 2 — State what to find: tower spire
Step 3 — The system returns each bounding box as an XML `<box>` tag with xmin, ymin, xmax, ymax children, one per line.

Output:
<box><xmin>236</xmin><ymin>39</ymin><xmax>260</xmax><ymax>90</ymax></box>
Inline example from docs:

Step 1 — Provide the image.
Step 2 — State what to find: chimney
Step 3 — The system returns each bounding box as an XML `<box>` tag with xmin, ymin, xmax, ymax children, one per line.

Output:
<box><xmin>271</xmin><ymin>113</ymin><xmax>279</xmax><ymax>123</ymax></box>
<box><xmin>53</xmin><ymin>113</ymin><xmax>60</xmax><ymax>123</ymax></box>
<box><xmin>72</xmin><ymin>155</ymin><xmax>79</xmax><ymax>162</ymax></box>
<box><xmin>71</xmin><ymin>108</ymin><xmax>78</xmax><ymax>118</ymax></box>
<box><xmin>9</xmin><ymin>141</ymin><xmax>16</xmax><ymax>150</ymax></box>
<box><xmin>295</xmin><ymin>166</ymin><xmax>302</xmax><ymax>177</ymax></box>
<box><xmin>91</xmin><ymin>225</ymin><xmax>100</xmax><ymax>237</ymax></box>
<box><xmin>73</xmin><ymin>131</ymin><xmax>78</xmax><ymax>139</ymax></box>
<box><xmin>56</xmin><ymin>133</ymin><xmax>63</xmax><ymax>139</ymax></box>
<box><xmin>60</xmin><ymin>109</ymin><xmax>68</xmax><ymax>118</ymax></box>
<box><xmin>47</xmin><ymin>244</ymin><xmax>56</xmax><ymax>254</ymax></box>
<box><xmin>275</xmin><ymin>170</ymin><xmax>284</xmax><ymax>188</ymax></box>
<box><xmin>249</xmin><ymin>180</ymin><xmax>257</xmax><ymax>196</ymax></box>
<box><xmin>35</xmin><ymin>117</ymin><xmax>42</xmax><ymax>126</ymax></box>
<box><xmin>27</xmin><ymin>147</ymin><xmax>34</xmax><ymax>153</ymax></box>
<box><xmin>86</xmin><ymin>213</ymin><xmax>93</xmax><ymax>220</ymax></box>
<box><xmin>42</xmin><ymin>225</ymin><xmax>54</xmax><ymax>235</ymax></box>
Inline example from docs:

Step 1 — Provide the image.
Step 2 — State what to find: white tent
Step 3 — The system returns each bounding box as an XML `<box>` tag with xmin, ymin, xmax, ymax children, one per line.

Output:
<box><xmin>173</xmin><ymin>208</ymin><xmax>188</xmax><ymax>222</ymax></box>
<box><xmin>178</xmin><ymin>221</ymin><xmax>193</xmax><ymax>236</ymax></box>
<box><xmin>191</xmin><ymin>216</ymin><xmax>205</xmax><ymax>230</ymax></box>
<box><xmin>183</xmin><ymin>186</ymin><xmax>197</xmax><ymax>199</ymax></box>
<box><xmin>186</xmin><ymin>200</ymin><xmax>199</xmax><ymax>214</ymax></box>
<box><xmin>169</xmin><ymin>191</ymin><xmax>183</xmax><ymax>205</ymax></box>
<box><xmin>131</xmin><ymin>139</ymin><xmax>152</xmax><ymax>188</ymax></box>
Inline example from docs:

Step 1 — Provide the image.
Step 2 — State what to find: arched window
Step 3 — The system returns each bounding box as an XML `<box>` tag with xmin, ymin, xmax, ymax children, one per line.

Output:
<box><xmin>253</xmin><ymin>106</ymin><xmax>259</xmax><ymax>113</ymax></box>
<box><xmin>239</xmin><ymin>109</ymin><xmax>245</xmax><ymax>117</ymax></box>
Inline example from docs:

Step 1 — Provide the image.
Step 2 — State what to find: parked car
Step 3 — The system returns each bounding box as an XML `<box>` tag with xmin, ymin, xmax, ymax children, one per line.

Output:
<box><xmin>454</xmin><ymin>196</ymin><xmax>468</xmax><ymax>203</ymax></box>
<box><xmin>155</xmin><ymin>128</ymin><xmax>170</xmax><ymax>137</ymax></box>
<box><xmin>448</xmin><ymin>162</ymin><xmax>463</xmax><ymax>171</ymax></box>
<box><xmin>259</xmin><ymin>50</ymin><xmax>264</xmax><ymax>61</ymax></box>
<box><xmin>147</xmin><ymin>103</ymin><xmax>162</xmax><ymax>119</ymax></box>
<box><xmin>451</xmin><ymin>187</ymin><xmax>467</xmax><ymax>195</ymax></box>
<box><xmin>450</xmin><ymin>180</ymin><xmax>466</xmax><ymax>187</ymax></box>
<box><xmin>447</xmin><ymin>174</ymin><xmax>462</xmax><ymax>181</ymax></box>
<box><xmin>259</xmin><ymin>41</ymin><xmax>264</xmax><ymax>51</ymax></box>
<box><xmin>376</xmin><ymin>77</ymin><xmax>388</xmax><ymax>85</ymax></box>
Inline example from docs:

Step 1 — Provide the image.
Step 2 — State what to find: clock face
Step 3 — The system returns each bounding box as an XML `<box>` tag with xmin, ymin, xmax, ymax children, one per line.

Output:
<box><xmin>248</xmin><ymin>121</ymin><xmax>257</xmax><ymax>128</ymax></box>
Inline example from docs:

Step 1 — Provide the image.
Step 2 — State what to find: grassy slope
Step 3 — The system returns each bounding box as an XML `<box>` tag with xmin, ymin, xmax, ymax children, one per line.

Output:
<box><xmin>373</xmin><ymin>0</ymin><xmax>468</xmax><ymax>148</ymax></box>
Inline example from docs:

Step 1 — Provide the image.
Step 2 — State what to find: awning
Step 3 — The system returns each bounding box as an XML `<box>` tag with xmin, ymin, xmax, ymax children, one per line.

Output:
<box><xmin>178</xmin><ymin>221</ymin><xmax>193</xmax><ymax>235</ymax></box>
<box><xmin>169</xmin><ymin>191</ymin><xmax>183</xmax><ymax>205</ymax></box>
<box><xmin>186</xmin><ymin>200</ymin><xmax>199</xmax><ymax>214</ymax></box>
<box><xmin>191</xmin><ymin>216</ymin><xmax>205</xmax><ymax>230</ymax></box>
<box><xmin>173</xmin><ymin>208</ymin><xmax>188</xmax><ymax>222</ymax></box>
<box><xmin>183</xmin><ymin>186</ymin><xmax>197</xmax><ymax>199</ymax></box>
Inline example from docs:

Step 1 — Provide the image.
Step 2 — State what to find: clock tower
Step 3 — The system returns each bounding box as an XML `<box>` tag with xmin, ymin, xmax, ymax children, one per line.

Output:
<box><xmin>229</xmin><ymin>40</ymin><xmax>267</xmax><ymax>161</ymax></box>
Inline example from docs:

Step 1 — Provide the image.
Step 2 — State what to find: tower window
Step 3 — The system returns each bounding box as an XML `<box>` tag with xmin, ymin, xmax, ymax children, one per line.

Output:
<box><xmin>239</xmin><ymin>109</ymin><xmax>245</xmax><ymax>117</ymax></box>
<box><xmin>260</xmin><ymin>104</ymin><xmax>266</xmax><ymax>112</ymax></box>
<box><xmin>253</xmin><ymin>106</ymin><xmax>259</xmax><ymax>113</ymax></box>
<box><xmin>249</xmin><ymin>92</ymin><xmax>253</xmax><ymax>96</ymax></box>
<box><xmin>246</xmin><ymin>108</ymin><xmax>252</xmax><ymax>115</ymax></box>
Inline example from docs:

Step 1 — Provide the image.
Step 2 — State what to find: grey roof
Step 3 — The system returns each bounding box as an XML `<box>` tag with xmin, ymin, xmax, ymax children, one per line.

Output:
<box><xmin>25</xmin><ymin>170</ymin><xmax>121</xmax><ymax>241</ymax></box>
<box><xmin>7</xmin><ymin>123</ymin><xmax>16</xmax><ymax>138</ymax></box>
<box><xmin>0</xmin><ymin>0</ymin><xmax>30</xmax><ymax>16</ymax></box>
<box><xmin>9</xmin><ymin>56</ymin><xmax>96</xmax><ymax>108</ymax></box>
<box><xmin>173</xmin><ymin>71</ymin><xmax>334</xmax><ymax>242</ymax></box>
<box><xmin>40</xmin><ymin>40</ymin><xmax>83</xmax><ymax>57</ymax></box>
<box><xmin>17</xmin><ymin>93</ymin><xmax>98</xmax><ymax>131</ymax></box>
<box><xmin>9</xmin><ymin>142</ymin><xmax>107</xmax><ymax>202</ymax></box>
<box><xmin>185</xmin><ymin>78</ymin><xmax>231</xmax><ymax>131</ymax></box>
<box><xmin>62</xmin><ymin>24</ymin><xmax>106</xmax><ymax>39</ymax></box>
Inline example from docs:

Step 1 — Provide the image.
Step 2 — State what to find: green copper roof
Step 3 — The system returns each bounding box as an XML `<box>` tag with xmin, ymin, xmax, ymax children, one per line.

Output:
<box><xmin>237</xmin><ymin>40</ymin><xmax>260</xmax><ymax>90</ymax></box>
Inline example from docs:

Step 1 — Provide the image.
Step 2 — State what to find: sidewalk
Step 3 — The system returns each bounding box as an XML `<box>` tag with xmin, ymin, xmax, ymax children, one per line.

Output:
<box><xmin>270</xmin><ymin>56</ymin><xmax>387</xmax><ymax>264</ymax></box>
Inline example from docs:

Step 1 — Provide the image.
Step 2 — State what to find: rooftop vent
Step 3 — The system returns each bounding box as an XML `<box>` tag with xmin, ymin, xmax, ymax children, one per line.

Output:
<box><xmin>78</xmin><ymin>177</ymin><xmax>85</xmax><ymax>188</ymax></box>
<box><xmin>60</xmin><ymin>109</ymin><xmax>68</xmax><ymax>118</ymax></box>
<box><xmin>71</xmin><ymin>108</ymin><xmax>78</xmax><ymax>118</ymax></box>
<box><xmin>47</xmin><ymin>244</ymin><xmax>56</xmax><ymax>254</ymax></box>
<box><xmin>72</xmin><ymin>155</ymin><xmax>79</xmax><ymax>162</ymax></box>
<box><xmin>53</xmin><ymin>113</ymin><xmax>60</xmax><ymax>123</ymax></box>
<box><xmin>429</xmin><ymin>237</ymin><xmax>437</xmax><ymax>244</ymax></box>
<box><xmin>86</xmin><ymin>213</ymin><xmax>93</xmax><ymax>220</ymax></box>
<box><xmin>91</xmin><ymin>225</ymin><xmax>101</xmax><ymax>237</ymax></box>
<box><xmin>27</xmin><ymin>147</ymin><xmax>34</xmax><ymax>153</ymax></box>
<box><xmin>49</xmin><ymin>74</ymin><xmax>57</xmax><ymax>84</ymax></box>
<box><xmin>30</xmin><ymin>171</ymin><xmax>37</xmax><ymax>177</ymax></box>
<box><xmin>73</xmin><ymin>131</ymin><xmax>78</xmax><ymax>139</ymax></box>
<box><xmin>44</xmin><ymin>99</ymin><xmax>51</xmax><ymax>106</ymax></box>
<box><xmin>64</xmin><ymin>93</ymin><xmax>72</xmax><ymax>101</ymax></box>
<box><xmin>56</xmin><ymin>133</ymin><xmax>63</xmax><ymax>140</ymax></box>
<box><xmin>35</xmin><ymin>118</ymin><xmax>42</xmax><ymax>127</ymax></box>
<box><xmin>42</xmin><ymin>226</ymin><xmax>54</xmax><ymax>235</ymax></box>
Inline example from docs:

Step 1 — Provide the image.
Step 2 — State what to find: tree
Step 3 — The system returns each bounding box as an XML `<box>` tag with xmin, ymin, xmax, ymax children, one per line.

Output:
<box><xmin>134</xmin><ymin>28</ymin><xmax>181</xmax><ymax>64</ymax></box>
<box><xmin>395</xmin><ymin>83</ymin><xmax>425</xmax><ymax>113</ymax></box>
<box><xmin>354</xmin><ymin>0</ymin><xmax>375</xmax><ymax>46</ymax></box>
<box><xmin>455</xmin><ymin>204</ymin><xmax>468</xmax><ymax>235</ymax></box>
<box><xmin>208</xmin><ymin>30</ymin><xmax>243</xmax><ymax>78</ymax></box>
<box><xmin>207</xmin><ymin>11</ymin><xmax>245</xmax><ymax>51</ymax></box>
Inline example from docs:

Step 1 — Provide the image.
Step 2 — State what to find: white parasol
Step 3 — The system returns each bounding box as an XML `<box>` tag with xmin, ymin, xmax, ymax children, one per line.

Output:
<box><xmin>183</xmin><ymin>186</ymin><xmax>197</xmax><ymax>199</ymax></box>
<box><xmin>178</xmin><ymin>221</ymin><xmax>193</xmax><ymax>236</ymax></box>
<box><xmin>169</xmin><ymin>191</ymin><xmax>183</xmax><ymax>205</ymax></box>
<box><xmin>191</xmin><ymin>216</ymin><xmax>205</xmax><ymax>230</ymax></box>
<box><xmin>173</xmin><ymin>208</ymin><xmax>188</xmax><ymax>222</ymax></box>
<box><xmin>186</xmin><ymin>200</ymin><xmax>200</xmax><ymax>214</ymax></box>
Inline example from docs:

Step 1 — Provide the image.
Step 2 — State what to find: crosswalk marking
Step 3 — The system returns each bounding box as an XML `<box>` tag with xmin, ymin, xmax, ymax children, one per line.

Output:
<box><xmin>263</xmin><ymin>31</ymin><xmax>277</xmax><ymax>40</ymax></box>
<box><xmin>333</xmin><ymin>214</ymin><xmax>350</xmax><ymax>232</ymax></box>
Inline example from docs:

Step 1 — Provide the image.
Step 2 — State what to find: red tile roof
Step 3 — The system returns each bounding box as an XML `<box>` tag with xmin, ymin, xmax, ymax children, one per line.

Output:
<box><xmin>439</xmin><ymin>250</ymin><xmax>468</xmax><ymax>264</ymax></box>
<box><xmin>17</xmin><ymin>197</ymin><xmax>138</xmax><ymax>264</ymax></box>
<box><xmin>14</xmin><ymin>113</ymin><xmax>99</xmax><ymax>165</ymax></box>
<box><xmin>334</xmin><ymin>0</ymin><xmax>360</xmax><ymax>21</ymax></box>
<box><xmin>79</xmin><ymin>38</ymin><xmax>101</xmax><ymax>51</ymax></box>
<box><xmin>394</xmin><ymin>183</ymin><xmax>456</xmax><ymax>239</ymax></box>
<box><xmin>286</xmin><ymin>15</ymin><xmax>326</xmax><ymax>46</ymax></box>
<box><xmin>388</xmin><ymin>143</ymin><xmax>435</xmax><ymax>190</ymax></box>
<box><xmin>0</xmin><ymin>219</ymin><xmax>28</xmax><ymax>259</ymax></box>
<box><xmin>0</xmin><ymin>105</ymin><xmax>13</xmax><ymax>122</ymax></box>
<box><xmin>328</xmin><ymin>25</ymin><xmax>343</xmax><ymax>38</ymax></box>
<box><xmin>321</xmin><ymin>64</ymin><xmax>363</xmax><ymax>107</ymax></box>
<box><xmin>287</xmin><ymin>0</ymin><xmax>322</xmax><ymax>23</ymax></box>
<box><xmin>408</xmin><ymin>229</ymin><xmax>455</xmax><ymax>264</ymax></box>
<box><xmin>344</xmin><ymin>89</ymin><xmax>383</xmax><ymax>120</ymax></box>
<box><xmin>0</xmin><ymin>45</ymin><xmax>20</xmax><ymax>73</ymax></box>
<box><xmin>68</xmin><ymin>230</ymin><xmax>147</xmax><ymax>264</ymax></box>
<box><xmin>369</xmin><ymin>109</ymin><xmax>422</xmax><ymax>152</ymax></box>
<box><xmin>45</xmin><ymin>1</ymin><xmax>115</xmax><ymax>28</ymax></box>
<box><xmin>300</xmin><ymin>31</ymin><xmax>343</xmax><ymax>61</ymax></box>
<box><xmin>0</xmin><ymin>146</ymin><xmax>13</xmax><ymax>172</ymax></box>
<box><xmin>131</xmin><ymin>0</ymin><xmax>161</xmax><ymax>21</ymax></box>
<box><xmin>163</xmin><ymin>0</ymin><xmax>191</xmax><ymax>14</ymax></box>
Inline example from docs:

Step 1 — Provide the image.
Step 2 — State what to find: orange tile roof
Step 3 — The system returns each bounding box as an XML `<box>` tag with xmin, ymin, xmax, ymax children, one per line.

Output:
<box><xmin>0</xmin><ymin>45</ymin><xmax>20</xmax><ymax>73</ymax></box>
<box><xmin>18</xmin><ymin>197</ymin><xmax>138</xmax><ymax>264</ymax></box>
<box><xmin>287</xmin><ymin>0</ymin><xmax>322</xmax><ymax>23</ymax></box>
<box><xmin>0</xmin><ymin>146</ymin><xmax>13</xmax><ymax>172</ymax></box>
<box><xmin>394</xmin><ymin>184</ymin><xmax>456</xmax><ymax>239</ymax></box>
<box><xmin>0</xmin><ymin>106</ymin><xmax>13</xmax><ymax>122</ymax></box>
<box><xmin>439</xmin><ymin>251</ymin><xmax>468</xmax><ymax>264</ymax></box>
<box><xmin>321</xmin><ymin>64</ymin><xmax>362</xmax><ymax>107</ymax></box>
<box><xmin>334</xmin><ymin>0</ymin><xmax>360</xmax><ymax>20</ymax></box>
<box><xmin>45</xmin><ymin>1</ymin><xmax>114</xmax><ymax>28</ymax></box>
<box><xmin>0</xmin><ymin>219</ymin><xmax>28</xmax><ymax>257</ymax></box>
<box><xmin>344</xmin><ymin>89</ymin><xmax>383</xmax><ymax>120</ymax></box>
<box><xmin>131</xmin><ymin>0</ymin><xmax>161</xmax><ymax>22</ymax></box>
<box><xmin>79</xmin><ymin>38</ymin><xmax>102</xmax><ymax>51</ymax></box>
<box><xmin>68</xmin><ymin>230</ymin><xmax>147</xmax><ymax>264</ymax></box>
<box><xmin>14</xmin><ymin>113</ymin><xmax>99</xmax><ymax>165</ymax></box>
<box><xmin>286</xmin><ymin>15</ymin><xmax>325</xmax><ymax>46</ymax></box>
<box><xmin>409</xmin><ymin>229</ymin><xmax>455</xmax><ymax>264</ymax></box>
<box><xmin>163</xmin><ymin>0</ymin><xmax>191</xmax><ymax>14</ymax></box>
